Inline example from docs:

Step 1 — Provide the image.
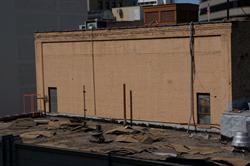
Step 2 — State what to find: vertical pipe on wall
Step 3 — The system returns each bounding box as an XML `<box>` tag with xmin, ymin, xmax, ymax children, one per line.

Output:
<box><xmin>187</xmin><ymin>22</ymin><xmax>197</xmax><ymax>133</ymax></box>
<box><xmin>83</xmin><ymin>85</ymin><xmax>87</xmax><ymax>119</ymax></box>
<box><xmin>123</xmin><ymin>84</ymin><xmax>127</xmax><ymax>126</ymax></box>
<box><xmin>130</xmin><ymin>90</ymin><xmax>133</xmax><ymax>127</ymax></box>
<box><xmin>207</xmin><ymin>1</ymin><xmax>210</xmax><ymax>22</ymax></box>
<box><xmin>91</xmin><ymin>28</ymin><xmax>97</xmax><ymax>115</ymax></box>
<box><xmin>41</xmin><ymin>43</ymin><xmax>47</xmax><ymax>115</ymax></box>
<box><xmin>227</xmin><ymin>0</ymin><xmax>230</xmax><ymax>20</ymax></box>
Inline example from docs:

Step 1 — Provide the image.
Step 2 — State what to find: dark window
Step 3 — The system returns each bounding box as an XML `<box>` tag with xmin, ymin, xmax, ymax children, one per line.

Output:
<box><xmin>197</xmin><ymin>93</ymin><xmax>211</xmax><ymax>125</ymax></box>
<box><xmin>200</xmin><ymin>0</ymin><xmax>250</xmax><ymax>15</ymax></box>
<box><xmin>48</xmin><ymin>87</ymin><xmax>58</xmax><ymax>113</ymax></box>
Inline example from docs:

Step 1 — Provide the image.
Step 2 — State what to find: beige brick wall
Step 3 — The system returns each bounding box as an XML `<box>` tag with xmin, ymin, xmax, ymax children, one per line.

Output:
<box><xmin>42</xmin><ymin>42</ymin><xmax>95</xmax><ymax>116</ymax></box>
<box><xmin>35</xmin><ymin>23</ymin><xmax>233</xmax><ymax>125</ymax></box>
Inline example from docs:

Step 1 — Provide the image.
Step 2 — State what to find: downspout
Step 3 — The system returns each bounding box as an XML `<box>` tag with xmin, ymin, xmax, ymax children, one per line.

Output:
<box><xmin>227</xmin><ymin>0</ymin><xmax>230</xmax><ymax>20</ymax></box>
<box><xmin>187</xmin><ymin>22</ymin><xmax>197</xmax><ymax>133</ymax></box>
<box><xmin>91</xmin><ymin>28</ymin><xmax>97</xmax><ymax>115</ymax></box>
<box><xmin>41</xmin><ymin>43</ymin><xmax>47</xmax><ymax>115</ymax></box>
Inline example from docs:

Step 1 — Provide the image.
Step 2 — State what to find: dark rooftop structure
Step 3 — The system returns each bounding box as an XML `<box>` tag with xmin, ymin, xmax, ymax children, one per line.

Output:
<box><xmin>199</xmin><ymin>0</ymin><xmax>250</xmax><ymax>22</ymax></box>
<box><xmin>143</xmin><ymin>3</ymin><xmax>199</xmax><ymax>26</ymax></box>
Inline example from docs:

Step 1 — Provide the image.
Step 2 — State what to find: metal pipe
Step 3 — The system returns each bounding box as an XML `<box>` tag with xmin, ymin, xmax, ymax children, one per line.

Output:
<box><xmin>227</xmin><ymin>0</ymin><xmax>230</xmax><ymax>20</ymax></box>
<box><xmin>41</xmin><ymin>43</ymin><xmax>47</xmax><ymax>115</ymax></box>
<box><xmin>187</xmin><ymin>22</ymin><xmax>197</xmax><ymax>133</ymax></box>
<box><xmin>83</xmin><ymin>85</ymin><xmax>87</xmax><ymax>119</ymax></box>
<box><xmin>123</xmin><ymin>84</ymin><xmax>127</xmax><ymax>126</ymax></box>
<box><xmin>129</xmin><ymin>90</ymin><xmax>133</xmax><ymax>127</ymax></box>
<box><xmin>91</xmin><ymin>28</ymin><xmax>97</xmax><ymax>115</ymax></box>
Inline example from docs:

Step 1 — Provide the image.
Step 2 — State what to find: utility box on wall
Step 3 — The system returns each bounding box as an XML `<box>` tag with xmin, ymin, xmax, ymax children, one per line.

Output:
<box><xmin>143</xmin><ymin>3</ymin><xmax>198</xmax><ymax>25</ymax></box>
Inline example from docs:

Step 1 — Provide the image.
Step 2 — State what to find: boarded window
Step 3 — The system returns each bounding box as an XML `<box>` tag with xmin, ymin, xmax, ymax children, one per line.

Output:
<box><xmin>145</xmin><ymin>12</ymin><xmax>158</xmax><ymax>24</ymax></box>
<box><xmin>160</xmin><ymin>10</ymin><xmax>175</xmax><ymax>22</ymax></box>
<box><xmin>197</xmin><ymin>93</ymin><xmax>211</xmax><ymax>125</ymax></box>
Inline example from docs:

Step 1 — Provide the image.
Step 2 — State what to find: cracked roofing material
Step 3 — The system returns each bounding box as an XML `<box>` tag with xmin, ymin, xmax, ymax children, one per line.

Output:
<box><xmin>0</xmin><ymin>116</ymin><xmax>250</xmax><ymax>166</ymax></box>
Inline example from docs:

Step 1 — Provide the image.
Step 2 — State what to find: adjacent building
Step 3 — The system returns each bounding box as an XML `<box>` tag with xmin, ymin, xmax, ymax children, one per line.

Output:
<box><xmin>35</xmin><ymin>21</ymin><xmax>250</xmax><ymax>126</ymax></box>
<box><xmin>0</xmin><ymin>0</ymin><xmax>88</xmax><ymax>116</ymax></box>
<box><xmin>112</xmin><ymin>6</ymin><xmax>144</xmax><ymax>22</ymax></box>
<box><xmin>199</xmin><ymin>0</ymin><xmax>250</xmax><ymax>21</ymax></box>
<box><xmin>88</xmin><ymin>0</ymin><xmax>137</xmax><ymax>11</ymax></box>
<box><xmin>138</xmin><ymin>0</ymin><xmax>173</xmax><ymax>6</ymax></box>
<box><xmin>0</xmin><ymin>0</ymin><xmax>142</xmax><ymax>116</ymax></box>
<box><xmin>144</xmin><ymin>4</ymin><xmax>198</xmax><ymax>25</ymax></box>
<box><xmin>87</xmin><ymin>0</ymin><xmax>137</xmax><ymax>21</ymax></box>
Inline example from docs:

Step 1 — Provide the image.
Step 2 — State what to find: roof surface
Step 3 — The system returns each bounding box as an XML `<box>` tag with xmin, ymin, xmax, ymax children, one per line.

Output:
<box><xmin>0</xmin><ymin>115</ymin><xmax>249</xmax><ymax>165</ymax></box>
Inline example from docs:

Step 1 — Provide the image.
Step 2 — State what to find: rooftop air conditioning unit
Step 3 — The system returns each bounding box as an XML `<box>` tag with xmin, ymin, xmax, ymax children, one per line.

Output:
<box><xmin>79</xmin><ymin>24</ymin><xmax>86</xmax><ymax>30</ymax></box>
